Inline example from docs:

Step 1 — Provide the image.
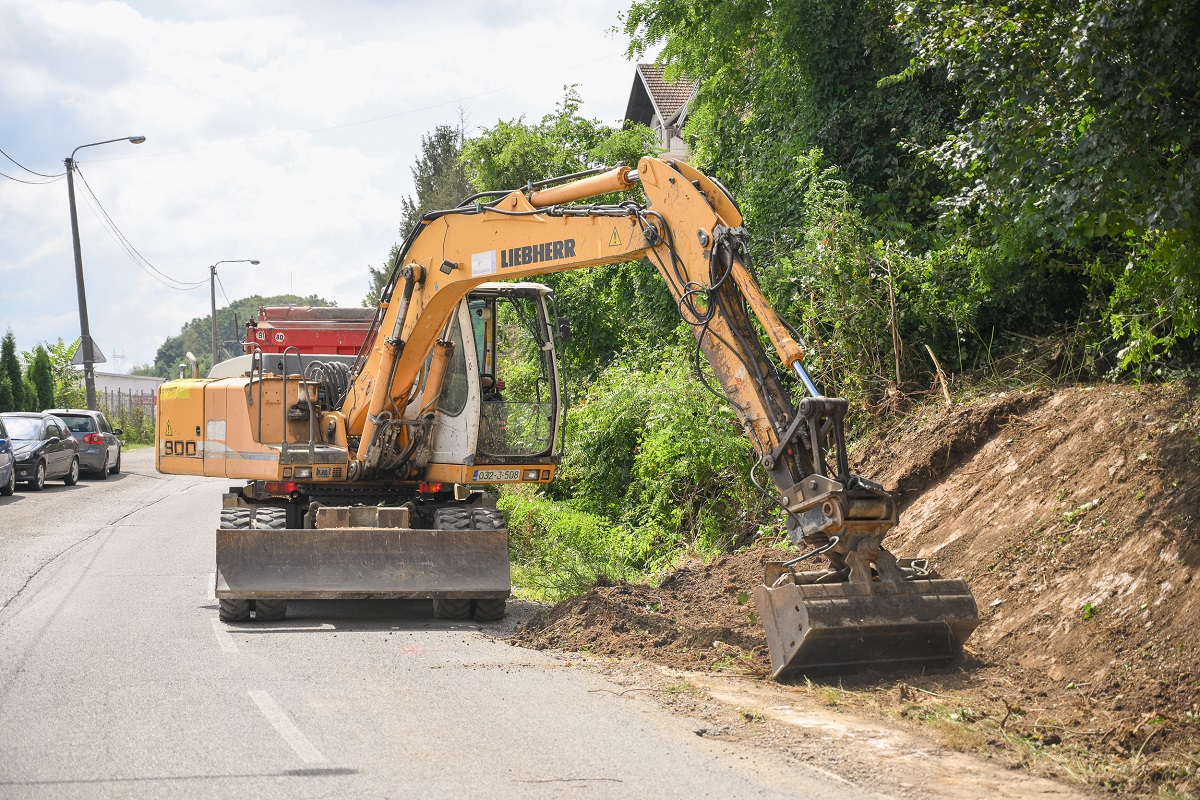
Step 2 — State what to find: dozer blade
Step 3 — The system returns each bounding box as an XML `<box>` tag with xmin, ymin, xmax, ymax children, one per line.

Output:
<box><xmin>215</xmin><ymin>527</ymin><xmax>510</xmax><ymax>600</ymax></box>
<box><xmin>752</xmin><ymin>579</ymin><xmax>979</xmax><ymax>678</ymax></box>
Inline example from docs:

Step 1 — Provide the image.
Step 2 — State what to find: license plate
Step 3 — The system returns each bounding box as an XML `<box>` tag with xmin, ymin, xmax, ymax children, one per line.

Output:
<box><xmin>471</xmin><ymin>469</ymin><xmax>520</xmax><ymax>482</ymax></box>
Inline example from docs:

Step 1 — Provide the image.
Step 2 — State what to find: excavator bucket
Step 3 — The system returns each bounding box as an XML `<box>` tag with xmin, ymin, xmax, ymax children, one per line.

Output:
<box><xmin>215</xmin><ymin>526</ymin><xmax>510</xmax><ymax>600</ymax></box>
<box><xmin>752</xmin><ymin>577</ymin><xmax>979</xmax><ymax>678</ymax></box>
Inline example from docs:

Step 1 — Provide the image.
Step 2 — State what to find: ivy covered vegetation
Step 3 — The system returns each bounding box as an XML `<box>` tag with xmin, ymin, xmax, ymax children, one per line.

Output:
<box><xmin>369</xmin><ymin>1</ymin><xmax>1199</xmax><ymax>597</ymax></box>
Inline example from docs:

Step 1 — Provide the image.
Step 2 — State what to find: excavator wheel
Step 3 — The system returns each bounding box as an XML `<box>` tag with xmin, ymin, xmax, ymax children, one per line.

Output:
<box><xmin>253</xmin><ymin>506</ymin><xmax>288</xmax><ymax>530</ymax></box>
<box><xmin>255</xmin><ymin>599</ymin><xmax>288</xmax><ymax>622</ymax></box>
<box><xmin>472</xmin><ymin>599</ymin><xmax>506</xmax><ymax>621</ymax></box>
<box><xmin>431</xmin><ymin>507</ymin><xmax>474</xmax><ymax>620</ymax></box>
<box><xmin>218</xmin><ymin>508</ymin><xmax>253</xmax><ymax>621</ymax></box>
<box><xmin>433</xmin><ymin>507</ymin><xmax>470</xmax><ymax>530</ymax></box>
<box><xmin>219</xmin><ymin>598</ymin><xmax>251</xmax><ymax>622</ymax></box>
<box><xmin>432</xmin><ymin>598</ymin><xmax>472</xmax><ymax>620</ymax></box>
<box><xmin>469</xmin><ymin>508</ymin><xmax>507</xmax><ymax>621</ymax></box>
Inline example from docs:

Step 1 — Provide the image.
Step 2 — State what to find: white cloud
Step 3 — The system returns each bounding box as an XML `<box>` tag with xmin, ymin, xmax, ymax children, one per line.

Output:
<box><xmin>0</xmin><ymin>0</ymin><xmax>643</xmax><ymax>369</ymax></box>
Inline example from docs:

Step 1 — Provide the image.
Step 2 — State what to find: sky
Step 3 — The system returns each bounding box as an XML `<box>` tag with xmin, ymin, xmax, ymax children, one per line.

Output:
<box><xmin>0</xmin><ymin>0</ymin><xmax>648</xmax><ymax>371</ymax></box>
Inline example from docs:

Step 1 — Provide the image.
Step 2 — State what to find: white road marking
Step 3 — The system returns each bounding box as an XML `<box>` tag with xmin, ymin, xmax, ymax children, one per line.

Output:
<box><xmin>210</xmin><ymin>618</ymin><xmax>239</xmax><ymax>653</ymax></box>
<box><xmin>248</xmin><ymin>690</ymin><xmax>328</xmax><ymax>763</ymax></box>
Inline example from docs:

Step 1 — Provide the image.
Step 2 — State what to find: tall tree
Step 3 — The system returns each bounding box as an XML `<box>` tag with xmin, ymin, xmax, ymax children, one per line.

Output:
<box><xmin>460</xmin><ymin>88</ymin><xmax>667</xmax><ymax>378</ymax></box>
<box><xmin>0</xmin><ymin>375</ymin><xmax>12</xmax><ymax>413</ymax></box>
<box><xmin>1</xmin><ymin>330</ymin><xmax>23</xmax><ymax>412</ymax></box>
<box><xmin>365</xmin><ymin>122</ymin><xmax>474</xmax><ymax>306</ymax></box>
<box><xmin>28</xmin><ymin>346</ymin><xmax>54</xmax><ymax>410</ymax></box>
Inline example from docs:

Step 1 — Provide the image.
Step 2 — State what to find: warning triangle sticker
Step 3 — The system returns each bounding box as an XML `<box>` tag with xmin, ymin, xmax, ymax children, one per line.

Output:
<box><xmin>165</xmin><ymin>420</ymin><xmax>173</xmax><ymax>436</ymax></box>
<box><xmin>609</xmin><ymin>227</ymin><xmax>622</xmax><ymax>247</ymax></box>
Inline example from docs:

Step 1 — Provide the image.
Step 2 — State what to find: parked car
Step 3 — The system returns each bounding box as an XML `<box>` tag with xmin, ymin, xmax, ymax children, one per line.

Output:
<box><xmin>0</xmin><ymin>416</ymin><xmax>15</xmax><ymax>496</ymax></box>
<box><xmin>48</xmin><ymin>408</ymin><xmax>123</xmax><ymax>479</ymax></box>
<box><xmin>0</xmin><ymin>412</ymin><xmax>80</xmax><ymax>490</ymax></box>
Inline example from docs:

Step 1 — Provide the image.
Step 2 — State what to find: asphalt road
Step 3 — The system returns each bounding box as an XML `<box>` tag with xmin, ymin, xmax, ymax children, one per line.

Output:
<box><xmin>0</xmin><ymin>448</ymin><xmax>869</xmax><ymax>800</ymax></box>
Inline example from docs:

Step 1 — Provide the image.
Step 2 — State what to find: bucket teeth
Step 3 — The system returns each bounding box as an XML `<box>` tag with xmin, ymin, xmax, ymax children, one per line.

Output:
<box><xmin>753</xmin><ymin>578</ymin><xmax>979</xmax><ymax>678</ymax></box>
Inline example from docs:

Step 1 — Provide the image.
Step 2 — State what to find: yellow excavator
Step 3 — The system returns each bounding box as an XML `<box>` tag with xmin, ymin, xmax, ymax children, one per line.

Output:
<box><xmin>156</xmin><ymin>156</ymin><xmax>978</xmax><ymax>678</ymax></box>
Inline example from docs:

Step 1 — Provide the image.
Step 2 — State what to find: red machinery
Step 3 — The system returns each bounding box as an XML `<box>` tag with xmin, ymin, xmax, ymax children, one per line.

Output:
<box><xmin>243</xmin><ymin>307</ymin><xmax>375</xmax><ymax>356</ymax></box>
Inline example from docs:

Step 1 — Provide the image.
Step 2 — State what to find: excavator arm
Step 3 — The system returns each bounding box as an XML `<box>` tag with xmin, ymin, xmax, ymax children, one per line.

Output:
<box><xmin>338</xmin><ymin>156</ymin><xmax>979</xmax><ymax>675</ymax></box>
<box><xmin>158</xmin><ymin>155</ymin><xmax>977</xmax><ymax>676</ymax></box>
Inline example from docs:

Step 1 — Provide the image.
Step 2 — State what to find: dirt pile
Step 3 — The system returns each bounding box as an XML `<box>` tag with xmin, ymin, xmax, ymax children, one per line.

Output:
<box><xmin>514</xmin><ymin>382</ymin><xmax>1200</xmax><ymax>795</ymax></box>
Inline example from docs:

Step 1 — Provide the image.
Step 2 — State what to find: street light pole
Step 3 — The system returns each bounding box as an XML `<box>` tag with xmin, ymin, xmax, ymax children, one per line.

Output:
<box><xmin>210</xmin><ymin>259</ymin><xmax>260</xmax><ymax>366</ymax></box>
<box><xmin>66</xmin><ymin>135</ymin><xmax>146</xmax><ymax>410</ymax></box>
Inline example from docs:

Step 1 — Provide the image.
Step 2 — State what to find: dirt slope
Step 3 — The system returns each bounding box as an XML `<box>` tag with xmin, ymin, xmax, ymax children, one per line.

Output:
<box><xmin>514</xmin><ymin>382</ymin><xmax>1200</xmax><ymax>796</ymax></box>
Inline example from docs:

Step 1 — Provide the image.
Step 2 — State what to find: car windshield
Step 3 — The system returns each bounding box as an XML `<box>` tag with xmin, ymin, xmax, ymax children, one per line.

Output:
<box><xmin>1</xmin><ymin>417</ymin><xmax>43</xmax><ymax>440</ymax></box>
<box><xmin>57</xmin><ymin>415</ymin><xmax>96</xmax><ymax>433</ymax></box>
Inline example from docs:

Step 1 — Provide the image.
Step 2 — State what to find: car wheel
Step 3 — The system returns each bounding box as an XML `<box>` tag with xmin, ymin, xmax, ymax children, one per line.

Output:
<box><xmin>28</xmin><ymin>461</ymin><xmax>46</xmax><ymax>491</ymax></box>
<box><xmin>0</xmin><ymin>468</ymin><xmax>14</xmax><ymax>496</ymax></box>
<box><xmin>64</xmin><ymin>457</ymin><xmax>79</xmax><ymax>486</ymax></box>
<box><xmin>110</xmin><ymin>449</ymin><xmax>121</xmax><ymax>475</ymax></box>
<box><xmin>96</xmin><ymin>453</ymin><xmax>109</xmax><ymax>480</ymax></box>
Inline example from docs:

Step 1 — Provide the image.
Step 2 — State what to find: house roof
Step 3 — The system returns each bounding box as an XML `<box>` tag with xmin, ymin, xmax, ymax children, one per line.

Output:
<box><xmin>624</xmin><ymin>64</ymin><xmax>696</xmax><ymax>128</ymax></box>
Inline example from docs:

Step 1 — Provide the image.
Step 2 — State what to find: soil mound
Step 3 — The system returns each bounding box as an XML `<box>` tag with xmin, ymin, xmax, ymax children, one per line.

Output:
<box><xmin>514</xmin><ymin>382</ymin><xmax>1200</xmax><ymax>794</ymax></box>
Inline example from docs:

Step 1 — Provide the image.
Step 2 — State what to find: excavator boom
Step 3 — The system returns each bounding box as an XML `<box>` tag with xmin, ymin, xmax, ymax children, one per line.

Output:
<box><xmin>156</xmin><ymin>156</ymin><xmax>978</xmax><ymax>674</ymax></box>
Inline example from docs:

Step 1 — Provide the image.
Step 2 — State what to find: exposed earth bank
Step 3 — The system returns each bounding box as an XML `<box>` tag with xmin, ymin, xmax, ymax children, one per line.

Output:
<box><xmin>514</xmin><ymin>382</ymin><xmax>1200</xmax><ymax>797</ymax></box>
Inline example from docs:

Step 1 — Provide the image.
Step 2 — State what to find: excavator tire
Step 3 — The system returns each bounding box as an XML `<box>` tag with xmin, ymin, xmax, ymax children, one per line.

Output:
<box><xmin>470</xmin><ymin>508</ymin><xmax>507</xmax><ymax>621</ymax></box>
<box><xmin>219</xmin><ymin>599</ymin><xmax>251</xmax><ymax>622</ymax></box>
<box><xmin>253</xmin><ymin>506</ymin><xmax>288</xmax><ymax>530</ymax></box>
<box><xmin>432</xmin><ymin>598</ymin><xmax>472</xmax><ymax>619</ymax></box>
<box><xmin>431</xmin><ymin>507</ymin><xmax>474</xmax><ymax>620</ymax></box>
<box><xmin>217</xmin><ymin>507</ymin><xmax>253</xmax><ymax>622</ymax></box>
<box><xmin>255</xmin><ymin>599</ymin><xmax>288</xmax><ymax>622</ymax></box>
<box><xmin>433</xmin><ymin>507</ymin><xmax>470</xmax><ymax>530</ymax></box>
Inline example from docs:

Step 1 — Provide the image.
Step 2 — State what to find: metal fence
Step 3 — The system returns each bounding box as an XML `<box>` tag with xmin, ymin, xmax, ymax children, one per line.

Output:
<box><xmin>97</xmin><ymin>388</ymin><xmax>157</xmax><ymax>443</ymax></box>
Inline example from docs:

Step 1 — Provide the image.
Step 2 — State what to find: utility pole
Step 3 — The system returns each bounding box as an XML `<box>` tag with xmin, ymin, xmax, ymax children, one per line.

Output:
<box><xmin>66</xmin><ymin>135</ymin><xmax>145</xmax><ymax>410</ymax></box>
<box><xmin>210</xmin><ymin>260</ymin><xmax>260</xmax><ymax>366</ymax></box>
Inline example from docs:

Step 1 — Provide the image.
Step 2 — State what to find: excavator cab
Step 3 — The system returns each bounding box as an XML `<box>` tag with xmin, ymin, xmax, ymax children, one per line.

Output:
<box><xmin>423</xmin><ymin>282</ymin><xmax>564</xmax><ymax>474</ymax></box>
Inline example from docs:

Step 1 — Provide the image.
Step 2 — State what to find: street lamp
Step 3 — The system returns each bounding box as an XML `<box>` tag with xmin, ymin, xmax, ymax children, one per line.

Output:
<box><xmin>210</xmin><ymin>260</ymin><xmax>259</xmax><ymax>365</ymax></box>
<box><xmin>66</xmin><ymin>135</ymin><xmax>146</xmax><ymax>410</ymax></box>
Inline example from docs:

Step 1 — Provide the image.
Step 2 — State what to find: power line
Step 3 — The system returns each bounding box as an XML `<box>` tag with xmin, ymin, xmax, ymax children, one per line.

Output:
<box><xmin>0</xmin><ymin>168</ymin><xmax>62</xmax><ymax>185</ymax></box>
<box><xmin>74</xmin><ymin>165</ymin><xmax>209</xmax><ymax>291</ymax></box>
<box><xmin>0</xmin><ymin>147</ymin><xmax>64</xmax><ymax>178</ymax></box>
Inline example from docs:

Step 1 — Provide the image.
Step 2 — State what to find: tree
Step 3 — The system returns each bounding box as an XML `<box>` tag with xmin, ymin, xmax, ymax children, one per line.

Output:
<box><xmin>894</xmin><ymin>0</ymin><xmax>1200</xmax><ymax>369</ymax></box>
<box><xmin>45</xmin><ymin>339</ymin><xmax>85</xmax><ymax>408</ymax></box>
<box><xmin>365</xmin><ymin>122</ymin><xmax>474</xmax><ymax>307</ymax></box>
<box><xmin>461</xmin><ymin>88</ymin><xmax>667</xmax><ymax>378</ymax></box>
<box><xmin>1</xmin><ymin>330</ymin><xmax>23</xmax><ymax>412</ymax></box>
<box><xmin>622</xmin><ymin>0</ymin><xmax>958</xmax><ymax>247</ymax></box>
<box><xmin>28</xmin><ymin>346</ymin><xmax>54</xmax><ymax>410</ymax></box>
<box><xmin>0</xmin><ymin>375</ymin><xmax>12</xmax><ymax>413</ymax></box>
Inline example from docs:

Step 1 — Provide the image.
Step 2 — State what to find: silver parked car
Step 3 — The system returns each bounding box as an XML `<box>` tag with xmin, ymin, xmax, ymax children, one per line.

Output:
<box><xmin>48</xmin><ymin>409</ymin><xmax>123</xmax><ymax>479</ymax></box>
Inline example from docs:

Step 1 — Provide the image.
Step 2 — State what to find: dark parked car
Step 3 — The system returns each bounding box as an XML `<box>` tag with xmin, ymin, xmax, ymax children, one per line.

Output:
<box><xmin>49</xmin><ymin>408</ymin><xmax>123</xmax><ymax>478</ymax></box>
<box><xmin>0</xmin><ymin>416</ymin><xmax>14</xmax><ymax>496</ymax></box>
<box><xmin>0</xmin><ymin>412</ymin><xmax>80</xmax><ymax>490</ymax></box>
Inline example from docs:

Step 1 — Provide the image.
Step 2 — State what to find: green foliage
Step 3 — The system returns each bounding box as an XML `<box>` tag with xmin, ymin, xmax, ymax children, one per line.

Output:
<box><xmin>1</xmin><ymin>330</ymin><xmax>23</xmax><ymax>412</ymax></box>
<box><xmin>20</xmin><ymin>377</ymin><xmax>37</xmax><ymax>412</ymax></box>
<box><xmin>0</xmin><ymin>375</ymin><xmax>12</xmax><ymax>413</ymax></box>
<box><xmin>460</xmin><ymin>87</ymin><xmax>667</xmax><ymax>381</ymax></box>
<box><xmin>365</xmin><ymin>122</ymin><xmax>473</xmax><ymax>307</ymax></box>
<box><xmin>893</xmin><ymin>0</ymin><xmax>1200</xmax><ymax>368</ymax></box>
<box><xmin>27</xmin><ymin>346</ymin><xmax>53</xmax><ymax>410</ymax></box>
<box><xmin>503</xmin><ymin>350</ymin><xmax>771</xmax><ymax>599</ymax></box>
<box><xmin>44</xmin><ymin>339</ymin><xmax>86</xmax><ymax>408</ymax></box>
<box><xmin>461</xmin><ymin>87</ymin><xmax>660</xmax><ymax>192</ymax></box>
<box><xmin>623</xmin><ymin>0</ymin><xmax>957</xmax><ymax>241</ymax></box>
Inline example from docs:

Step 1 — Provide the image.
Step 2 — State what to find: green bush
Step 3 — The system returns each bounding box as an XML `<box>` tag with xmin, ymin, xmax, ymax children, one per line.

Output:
<box><xmin>501</xmin><ymin>348</ymin><xmax>772</xmax><ymax>599</ymax></box>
